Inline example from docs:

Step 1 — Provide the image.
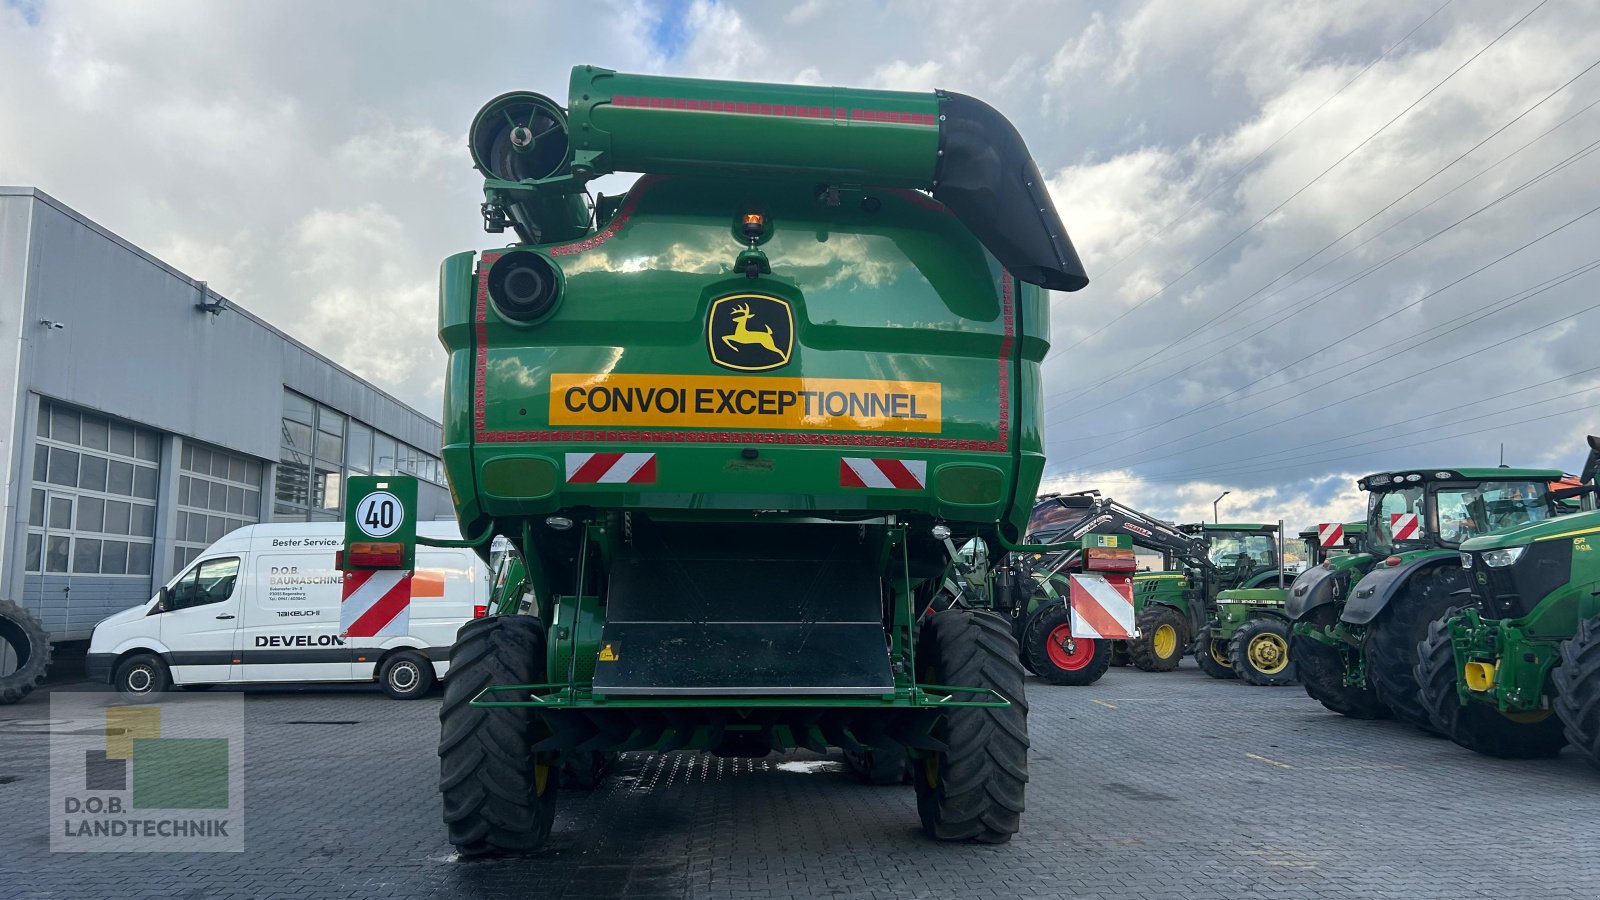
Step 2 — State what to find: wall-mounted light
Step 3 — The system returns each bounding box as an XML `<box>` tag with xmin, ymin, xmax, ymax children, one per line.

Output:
<box><xmin>38</xmin><ymin>319</ymin><xmax>65</xmax><ymax>330</ymax></box>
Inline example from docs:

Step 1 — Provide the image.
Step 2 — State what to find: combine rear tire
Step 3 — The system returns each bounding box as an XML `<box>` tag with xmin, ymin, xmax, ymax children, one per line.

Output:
<box><xmin>1554</xmin><ymin>616</ymin><xmax>1600</xmax><ymax>771</ymax></box>
<box><xmin>1292</xmin><ymin>608</ymin><xmax>1389</xmax><ymax>719</ymax></box>
<box><xmin>1416</xmin><ymin>617</ymin><xmax>1565</xmax><ymax>759</ymax></box>
<box><xmin>0</xmin><ymin>599</ymin><xmax>51</xmax><ymax>705</ymax></box>
<box><xmin>1023</xmin><ymin>604</ymin><xmax>1111</xmax><ymax>686</ymax></box>
<box><xmin>1366</xmin><ymin>569</ymin><xmax>1463</xmax><ymax>734</ymax></box>
<box><xmin>1229</xmin><ymin>617</ymin><xmax>1295</xmax><ymax>687</ymax></box>
<box><xmin>1194</xmin><ymin>628</ymin><xmax>1236</xmax><ymax>680</ymax></box>
<box><xmin>915</xmin><ymin>609</ymin><xmax>1028</xmax><ymax>843</ymax></box>
<box><xmin>1128</xmin><ymin>605</ymin><xmax>1184</xmax><ymax>672</ymax></box>
<box><xmin>439</xmin><ymin>615</ymin><xmax>557</xmax><ymax>856</ymax></box>
<box><xmin>844</xmin><ymin>748</ymin><xmax>909</xmax><ymax>785</ymax></box>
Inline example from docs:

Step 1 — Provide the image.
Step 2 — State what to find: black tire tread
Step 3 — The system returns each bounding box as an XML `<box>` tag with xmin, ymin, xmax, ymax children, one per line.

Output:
<box><xmin>438</xmin><ymin>615</ymin><xmax>555</xmax><ymax>856</ymax></box>
<box><xmin>1194</xmin><ymin>627</ymin><xmax>1237</xmax><ymax>680</ymax></box>
<box><xmin>1291</xmin><ymin>608</ymin><xmax>1389</xmax><ymax>719</ymax></box>
<box><xmin>1554</xmin><ymin>615</ymin><xmax>1600</xmax><ymax>770</ymax></box>
<box><xmin>0</xmin><ymin>599</ymin><xmax>52</xmax><ymax>705</ymax></box>
<box><xmin>1229</xmin><ymin>617</ymin><xmax>1296</xmax><ymax>687</ymax></box>
<box><xmin>915</xmin><ymin>609</ymin><xmax>1029</xmax><ymax>843</ymax></box>
<box><xmin>1367</xmin><ymin>569</ymin><xmax>1463</xmax><ymax>733</ymax></box>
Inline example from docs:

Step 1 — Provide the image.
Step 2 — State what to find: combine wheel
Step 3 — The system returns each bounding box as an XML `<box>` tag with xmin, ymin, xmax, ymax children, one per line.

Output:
<box><xmin>915</xmin><ymin>609</ymin><xmax>1028</xmax><ymax>843</ymax></box>
<box><xmin>1554</xmin><ymin>616</ymin><xmax>1600</xmax><ymax>771</ymax></box>
<box><xmin>1229</xmin><ymin>617</ymin><xmax>1295</xmax><ymax>686</ymax></box>
<box><xmin>1366</xmin><ymin>569</ymin><xmax>1463</xmax><ymax>734</ymax></box>
<box><xmin>1416</xmin><ymin>617</ymin><xmax>1565</xmax><ymax>759</ymax></box>
<box><xmin>1128</xmin><ymin>605</ymin><xmax>1184</xmax><ymax>672</ymax></box>
<box><xmin>1194</xmin><ymin>628</ymin><xmax>1236</xmax><ymax>680</ymax></box>
<box><xmin>1022</xmin><ymin>604</ymin><xmax>1111</xmax><ymax>686</ymax></box>
<box><xmin>843</xmin><ymin>748</ymin><xmax>909</xmax><ymax>785</ymax></box>
<box><xmin>1292</xmin><ymin>608</ymin><xmax>1388</xmax><ymax>719</ymax></box>
<box><xmin>439</xmin><ymin>615</ymin><xmax>557</xmax><ymax>856</ymax></box>
<box><xmin>0</xmin><ymin>599</ymin><xmax>51</xmax><ymax>705</ymax></box>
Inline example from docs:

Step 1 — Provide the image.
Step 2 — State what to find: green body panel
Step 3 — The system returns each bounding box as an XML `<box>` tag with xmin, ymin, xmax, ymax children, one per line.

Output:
<box><xmin>1447</xmin><ymin>511</ymin><xmax>1600</xmax><ymax>713</ymax></box>
<box><xmin>1211</xmin><ymin>588</ymin><xmax>1290</xmax><ymax>643</ymax></box>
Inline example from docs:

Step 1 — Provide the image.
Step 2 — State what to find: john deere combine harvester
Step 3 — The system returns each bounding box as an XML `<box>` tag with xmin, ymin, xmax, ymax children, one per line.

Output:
<box><xmin>1201</xmin><ymin>522</ymin><xmax>1364</xmax><ymax>686</ymax></box>
<box><xmin>342</xmin><ymin>65</ymin><xmax>1098</xmax><ymax>850</ymax></box>
<box><xmin>1415</xmin><ymin>437</ymin><xmax>1600</xmax><ymax>764</ymax></box>
<box><xmin>1290</xmin><ymin>465</ymin><xmax>1569</xmax><ymax>729</ymax></box>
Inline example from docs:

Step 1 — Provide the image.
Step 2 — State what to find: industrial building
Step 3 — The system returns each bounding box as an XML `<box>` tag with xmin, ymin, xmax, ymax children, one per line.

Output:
<box><xmin>0</xmin><ymin>186</ymin><xmax>450</xmax><ymax>642</ymax></box>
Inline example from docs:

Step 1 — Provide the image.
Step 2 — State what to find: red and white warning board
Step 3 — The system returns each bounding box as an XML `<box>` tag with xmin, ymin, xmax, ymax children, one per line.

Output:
<box><xmin>1068</xmin><ymin>573</ymin><xmax>1135</xmax><ymax>640</ymax></box>
<box><xmin>1391</xmin><ymin>512</ymin><xmax>1422</xmax><ymax>541</ymax></box>
<box><xmin>1317</xmin><ymin>522</ymin><xmax>1345</xmax><ymax>548</ymax></box>
<box><xmin>839</xmin><ymin>457</ymin><xmax>927</xmax><ymax>490</ymax></box>
<box><xmin>339</xmin><ymin>569</ymin><xmax>445</xmax><ymax>639</ymax></box>
<box><xmin>565</xmin><ymin>452</ymin><xmax>657</xmax><ymax>484</ymax></box>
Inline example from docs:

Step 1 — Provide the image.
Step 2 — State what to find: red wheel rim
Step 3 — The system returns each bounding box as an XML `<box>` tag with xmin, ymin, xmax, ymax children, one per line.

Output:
<box><xmin>1046</xmin><ymin>624</ymin><xmax>1095</xmax><ymax>671</ymax></box>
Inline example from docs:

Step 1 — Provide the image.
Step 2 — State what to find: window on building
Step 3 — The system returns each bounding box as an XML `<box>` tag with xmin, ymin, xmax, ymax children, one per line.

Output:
<box><xmin>173</xmin><ymin>441</ymin><xmax>265</xmax><ymax>571</ymax></box>
<box><xmin>25</xmin><ymin>399</ymin><xmax>159</xmax><ymax>577</ymax></box>
<box><xmin>272</xmin><ymin>389</ymin><xmax>443</xmax><ymax>523</ymax></box>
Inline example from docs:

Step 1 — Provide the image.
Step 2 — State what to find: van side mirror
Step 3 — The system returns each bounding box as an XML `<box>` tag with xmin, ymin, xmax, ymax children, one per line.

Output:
<box><xmin>151</xmin><ymin>587</ymin><xmax>170</xmax><ymax>615</ymax></box>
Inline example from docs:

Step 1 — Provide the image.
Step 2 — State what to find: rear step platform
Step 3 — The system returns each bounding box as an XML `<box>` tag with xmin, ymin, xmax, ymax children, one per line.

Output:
<box><xmin>591</xmin><ymin>522</ymin><xmax>894</xmax><ymax>696</ymax></box>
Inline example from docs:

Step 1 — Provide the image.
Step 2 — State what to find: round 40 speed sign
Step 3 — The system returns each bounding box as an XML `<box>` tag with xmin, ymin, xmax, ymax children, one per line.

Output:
<box><xmin>355</xmin><ymin>491</ymin><xmax>405</xmax><ymax>539</ymax></box>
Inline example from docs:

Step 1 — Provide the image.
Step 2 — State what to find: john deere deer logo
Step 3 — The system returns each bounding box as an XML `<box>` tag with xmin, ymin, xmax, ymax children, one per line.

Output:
<box><xmin>707</xmin><ymin>293</ymin><xmax>794</xmax><ymax>371</ymax></box>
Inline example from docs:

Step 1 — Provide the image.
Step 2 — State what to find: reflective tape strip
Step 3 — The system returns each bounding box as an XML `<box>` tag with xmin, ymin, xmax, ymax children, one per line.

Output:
<box><xmin>839</xmin><ymin>458</ymin><xmax>927</xmax><ymax>490</ymax></box>
<box><xmin>1069</xmin><ymin>573</ymin><xmax>1135</xmax><ymax>640</ymax></box>
<box><xmin>565</xmin><ymin>452</ymin><xmax>658</xmax><ymax>484</ymax></box>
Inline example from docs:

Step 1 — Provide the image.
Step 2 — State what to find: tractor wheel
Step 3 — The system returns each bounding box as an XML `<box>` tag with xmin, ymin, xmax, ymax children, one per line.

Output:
<box><xmin>1194</xmin><ymin>628</ymin><xmax>1237</xmax><ymax>680</ymax></box>
<box><xmin>1022</xmin><ymin>604</ymin><xmax>1112</xmax><ymax>686</ymax></box>
<box><xmin>844</xmin><ymin>748</ymin><xmax>909</xmax><ymax>785</ymax></box>
<box><xmin>1416</xmin><ymin>616</ymin><xmax>1565</xmax><ymax>759</ymax></box>
<box><xmin>1291</xmin><ymin>607</ymin><xmax>1389</xmax><ymax>719</ymax></box>
<box><xmin>439</xmin><ymin>615</ymin><xmax>557</xmax><ymax>856</ymax></box>
<box><xmin>1554</xmin><ymin>615</ymin><xmax>1600</xmax><ymax>771</ymax></box>
<box><xmin>915</xmin><ymin>609</ymin><xmax>1028</xmax><ymax>843</ymax></box>
<box><xmin>0</xmin><ymin>599</ymin><xmax>51</xmax><ymax>705</ymax></box>
<box><xmin>1128</xmin><ymin>605</ymin><xmax>1185</xmax><ymax>672</ymax></box>
<box><xmin>1229</xmin><ymin>617</ymin><xmax>1295</xmax><ymax>687</ymax></box>
<box><xmin>1366</xmin><ymin>568</ymin><xmax>1464</xmax><ymax>734</ymax></box>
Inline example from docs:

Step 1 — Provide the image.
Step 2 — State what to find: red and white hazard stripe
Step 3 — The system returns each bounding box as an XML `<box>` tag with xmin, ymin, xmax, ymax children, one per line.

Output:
<box><xmin>565</xmin><ymin>452</ymin><xmax>657</xmax><ymax>484</ymax></box>
<box><xmin>1317</xmin><ymin>522</ymin><xmax>1345</xmax><ymax>548</ymax></box>
<box><xmin>341</xmin><ymin>569</ymin><xmax>413</xmax><ymax>639</ymax></box>
<box><xmin>1068</xmin><ymin>573</ymin><xmax>1135</xmax><ymax>640</ymax></box>
<box><xmin>1391</xmin><ymin>512</ymin><xmax>1421</xmax><ymax>541</ymax></box>
<box><xmin>839</xmin><ymin>458</ymin><xmax>926</xmax><ymax>490</ymax></box>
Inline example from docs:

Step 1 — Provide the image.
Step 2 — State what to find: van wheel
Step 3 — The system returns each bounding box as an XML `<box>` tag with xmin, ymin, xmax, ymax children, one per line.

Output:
<box><xmin>114</xmin><ymin>654</ymin><xmax>170</xmax><ymax>697</ymax></box>
<box><xmin>380</xmin><ymin>651</ymin><xmax>436</xmax><ymax>700</ymax></box>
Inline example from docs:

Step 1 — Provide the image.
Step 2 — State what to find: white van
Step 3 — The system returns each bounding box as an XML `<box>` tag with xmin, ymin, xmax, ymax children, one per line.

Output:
<box><xmin>86</xmin><ymin>522</ymin><xmax>489</xmax><ymax>700</ymax></box>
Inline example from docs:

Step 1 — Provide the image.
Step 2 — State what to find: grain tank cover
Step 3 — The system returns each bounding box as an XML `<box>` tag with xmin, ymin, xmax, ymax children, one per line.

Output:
<box><xmin>472</xmin><ymin>65</ymin><xmax>1087</xmax><ymax>292</ymax></box>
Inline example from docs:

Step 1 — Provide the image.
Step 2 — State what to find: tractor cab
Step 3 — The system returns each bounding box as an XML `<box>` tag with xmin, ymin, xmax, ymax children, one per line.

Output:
<box><xmin>1181</xmin><ymin>523</ymin><xmax>1283</xmax><ymax>593</ymax></box>
<box><xmin>1358</xmin><ymin>468</ymin><xmax>1565</xmax><ymax>558</ymax></box>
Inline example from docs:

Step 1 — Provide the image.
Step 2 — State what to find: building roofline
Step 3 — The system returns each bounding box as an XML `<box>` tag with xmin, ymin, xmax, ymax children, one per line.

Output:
<box><xmin>0</xmin><ymin>185</ymin><xmax>441</xmax><ymax>429</ymax></box>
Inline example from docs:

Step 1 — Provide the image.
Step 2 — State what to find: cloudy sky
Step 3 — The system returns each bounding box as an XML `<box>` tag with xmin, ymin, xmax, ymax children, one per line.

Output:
<box><xmin>4</xmin><ymin>0</ymin><xmax>1598</xmax><ymax>532</ymax></box>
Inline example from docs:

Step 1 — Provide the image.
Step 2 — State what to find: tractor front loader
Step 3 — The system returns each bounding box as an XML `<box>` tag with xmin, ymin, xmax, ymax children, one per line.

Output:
<box><xmin>342</xmin><ymin>66</ymin><xmax>1097</xmax><ymax>851</ymax></box>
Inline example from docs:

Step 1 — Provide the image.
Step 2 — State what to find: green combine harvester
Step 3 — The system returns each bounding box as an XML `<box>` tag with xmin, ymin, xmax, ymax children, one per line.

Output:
<box><xmin>344</xmin><ymin>65</ymin><xmax>1099</xmax><ymax>850</ymax></box>
<box><xmin>1290</xmin><ymin>465</ymin><xmax>1570</xmax><ymax>729</ymax></box>
<box><xmin>1202</xmin><ymin>522</ymin><xmax>1364</xmax><ymax>686</ymax></box>
<box><xmin>1415</xmin><ymin>437</ymin><xmax>1600</xmax><ymax>764</ymax></box>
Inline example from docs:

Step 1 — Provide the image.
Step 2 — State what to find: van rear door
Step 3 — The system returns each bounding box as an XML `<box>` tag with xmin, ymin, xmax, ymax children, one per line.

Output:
<box><xmin>160</xmin><ymin>555</ymin><xmax>244</xmax><ymax>684</ymax></box>
<box><xmin>242</xmin><ymin>549</ymin><xmax>352</xmax><ymax>682</ymax></box>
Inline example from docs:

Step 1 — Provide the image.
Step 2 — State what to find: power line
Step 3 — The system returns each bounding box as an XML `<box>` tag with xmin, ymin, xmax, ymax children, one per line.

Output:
<box><xmin>1044</xmin><ymin>0</ymin><xmax>1550</xmax><ymax>359</ymax></box>
<box><xmin>1090</xmin><ymin>1</ymin><xmax>1454</xmax><ymax>281</ymax></box>
<box><xmin>1049</xmin><ymin>257</ymin><xmax>1600</xmax><ymax>479</ymax></box>
<box><xmin>1048</xmin><ymin>54</ymin><xmax>1600</xmax><ymax>413</ymax></box>
<box><xmin>1047</xmin><ymin>129</ymin><xmax>1600</xmax><ymax>438</ymax></box>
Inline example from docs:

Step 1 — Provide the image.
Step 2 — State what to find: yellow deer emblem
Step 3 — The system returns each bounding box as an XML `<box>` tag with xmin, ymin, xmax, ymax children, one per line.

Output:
<box><xmin>722</xmin><ymin>303</ymin><xmax>781</xmax><ymax>356</ymax></box>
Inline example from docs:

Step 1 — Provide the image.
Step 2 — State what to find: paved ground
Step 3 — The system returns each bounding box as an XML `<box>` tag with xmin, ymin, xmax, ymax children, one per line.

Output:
<box><xmin>3</xmin><ymin>662</ymin><xmax>1598</xmax><ymax>899</ymax></box>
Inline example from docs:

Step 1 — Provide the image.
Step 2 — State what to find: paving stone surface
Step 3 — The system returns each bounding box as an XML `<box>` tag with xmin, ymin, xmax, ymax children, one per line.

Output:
<box><xmin>3</xmin><ymin>662</ymin><xmax>1598</xmax><ymax>899</ymax></box>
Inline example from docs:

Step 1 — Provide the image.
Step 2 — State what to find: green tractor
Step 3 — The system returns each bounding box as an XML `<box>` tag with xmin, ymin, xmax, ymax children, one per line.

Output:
<box><xmin>1290</xmin><ymin>466</ymin><xmax>1570</xmax><ymax>729</ymax></box>
<box><xmin>1202</xmin><ymin>522</ymin><xmax>1365</xmax><ymax>686</ymax></box>
<box><xmin>346</xmin><ymin>65</ymin><xmax>1098</xmax><ymax>851</ymax></box>
<box><xmin>1415</xmin><ymin>438</ymin><xmax>1600</xmax><ymax>764</ymax></box>
<box><xmin>1137</xmin><ymin>523</ymin><xmax>1293</xmax><ymax>674</ymax></box>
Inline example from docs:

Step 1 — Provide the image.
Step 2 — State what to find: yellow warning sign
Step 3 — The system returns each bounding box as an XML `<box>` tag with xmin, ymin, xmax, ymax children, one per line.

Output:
<box><xmin>550</xmin><ymin>373</ymin><xmax>942</xmax><ymax>433</ymax></box>
<box><xmin>597</xmin><ymin>643</ymin><xmax>619</xmax><ymax>662</ymax></box>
